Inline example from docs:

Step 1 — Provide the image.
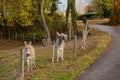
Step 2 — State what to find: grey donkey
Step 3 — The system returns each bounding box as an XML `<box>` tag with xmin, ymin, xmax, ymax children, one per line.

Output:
<box><xmin>24</xmin><ymin>41</ymin><xmax>37</xmax><ymax>72</ymax></box>
<box><xmin>52</xmin><ymin>32</ymin><xmax>68</xmax><ymax>63</ymax></box>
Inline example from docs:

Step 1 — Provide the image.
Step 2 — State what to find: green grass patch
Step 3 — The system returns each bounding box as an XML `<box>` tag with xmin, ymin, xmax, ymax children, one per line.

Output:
<box><xmin>0</xmin><ymin>29</ymin><xmax>111</xmax><ymax>80</ymax></box>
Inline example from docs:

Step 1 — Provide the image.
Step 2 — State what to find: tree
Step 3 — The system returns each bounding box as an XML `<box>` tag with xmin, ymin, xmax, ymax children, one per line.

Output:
<box><xmin>66</xmin><ymin>0</ymin><xmax>79</xmax><ymax>37</ymax></box>
<box><xmin>19</xmin><ymin>0</ymin><xmax>37</xmax><ymax>26</ymax></box>
<box><xmin>93</xmin><ymin>0</ymin><xmax>114</xmax><ymax>17</ymax></box>
<box><xmin>81</xmin><ymin>17</ymin><xmax>90</xmax><ymax>50</ymax></box>
<box><xmin>71</xmin><ymin>0</ymin><xmax>78</xmax><ymax>35</ymax></box>
<box><xmin>40</xmin><ymin>0</ymin><xmax>51</xmax><ymax>44</ymax></box>
<box><xmin>0</xmin><ymin>0</ymin><xmax>39</xmax><ymax>39</ymax></box>
<box><xmin>0</xmin><ymin>0</ymin><xmax>66</xmax><ymax>41</ymax></box>
<box><xmin>110</xmin><ymin>0</ymin><xmax>120</xmax><ymax>24</ymax></box>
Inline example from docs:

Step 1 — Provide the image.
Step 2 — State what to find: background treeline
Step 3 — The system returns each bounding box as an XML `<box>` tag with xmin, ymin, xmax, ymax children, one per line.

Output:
<box><xmin>0</xmin><ymin>0</ymin><xmax>119</xmax><ymax>42</ymax></box>
<box><xmin>91</xmin><ymin>0</ymin><xmax>120</xmax><ymax>24</ymax></box>
<box><xmin>0</xmin><ymin>0</ymin><xmax>67</xmax><ymax>42</ymax></box>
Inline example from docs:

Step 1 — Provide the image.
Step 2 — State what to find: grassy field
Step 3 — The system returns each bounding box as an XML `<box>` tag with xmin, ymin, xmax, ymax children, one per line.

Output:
<box><xmin>0</xmin><ymin>28</ymin><xmax>111</xmax><ymax>80</ymax></box>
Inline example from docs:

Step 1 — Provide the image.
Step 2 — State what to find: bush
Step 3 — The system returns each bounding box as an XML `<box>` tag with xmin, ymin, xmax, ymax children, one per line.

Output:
<box><xmin>46</xmin><ymin>14</ymin><xmax>68</xmax><ymax>41</ymax></box>
<box><xmin>17</xmin><ymin>30</ymin><xmax>44</xmax><ymax>42</ymax></box>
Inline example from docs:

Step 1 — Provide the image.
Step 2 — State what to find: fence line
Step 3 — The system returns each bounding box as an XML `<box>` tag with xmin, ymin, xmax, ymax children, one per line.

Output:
<box><xmin>20</xmin><ymin>49</ymin><xmax>24</xmax><ymax>80</ymax></box>
<box><xmin>33</xmin><ymin>33</ymin><xmax>36</xmax><ymax>43</ymax></box>
<box><xmin>73</xmin><ymin>35</ymin><xmax>77</xmax><ymax>59</ymax></box>
<box><xmin>0</xmin><ymin>31</ymin><xmax>2</xmax><ymax>39</ymax></box>
<box><xmin>9</xmin><ymin>32</ymin><xmax>10</xmax><ymax>40</ymax></box>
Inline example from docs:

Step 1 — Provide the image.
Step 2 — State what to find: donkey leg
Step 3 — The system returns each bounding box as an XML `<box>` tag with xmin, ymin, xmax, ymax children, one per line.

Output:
<box><xmin>33</xmin><ymin>59</ymin><xmax>37</xmax><ymax>70</ymax></box>
<box><xmin>57</xmin><ymin>50</ymin><xmax>60</xmax><ymax>62</ymax></box>
<box><xmin>61</xmin><ymin>49</ymin><xmax>64</xmax><ymax>61</ymax></box>
<box><xmin>30</xmin><ymin>59</ymin><xmax>33</xmax><ymax>72</ymax></box>
<box><xmin>33</xmin><ymin>63</ymin><xmax>37</xmax><ymax>70</ymax></box>
<box><xmin>27</xmin><ymin>58</ymin><xmax>30</xmax><ymax>72</ymax></box>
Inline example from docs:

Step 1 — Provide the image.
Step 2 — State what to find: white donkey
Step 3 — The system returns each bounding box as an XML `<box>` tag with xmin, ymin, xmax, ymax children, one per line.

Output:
<box><xmin>52</xmin><ymin>32</ymin><xmax>67</xmax><ymax>63</ymax></box>
<box><xmin>24</xmin><ymin>41</ymin><xmax>37</xmax><ymax>72</ymax></box>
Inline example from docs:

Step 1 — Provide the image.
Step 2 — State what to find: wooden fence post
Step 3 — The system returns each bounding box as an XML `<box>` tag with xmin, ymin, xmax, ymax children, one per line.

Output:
<box><xmin>69</xmin><ymin>26</ymin><xmax>72</xmax><ymax>40</ymax></box>
<box><xmin>33</xmin><ymin>33</ymin><xmax>35</xmax><ymax>43</ymax></box>
<box><xmin>9</xmin><ymin>32</ymin><xmax>10</xmax><ymax>40</ymax></box>
<box><xmin>23</xmin><ymin>33</ymin><xmax>24</xmax><ymax>41</ymax></box>
<box><xmin>20</xmin><ymin>49</ymin><xmax>24</xmax><ymax>80</ymax></box>
<box><xmin>1</xmin><ymin>32</ymin><xmax>2</xmax><ymax>39</ymax></box>
<box><xmin>12</xmin><ymin>33</ymin><xmax>14</xmax><ymax>40</ymax></box>
<box><xmin>73</xmin><ymin>35</ymin><xmax>77</xmax><ymax>59</ymax></box>
<box><xmin>15</xmin><ymin>32</ymin><xmax>17</xmax><ymax>41</ymax></box>
<box><xmin>52</xmin><ymin>44</ymin><xmax>55</xmax><ymax>64</ymax></box>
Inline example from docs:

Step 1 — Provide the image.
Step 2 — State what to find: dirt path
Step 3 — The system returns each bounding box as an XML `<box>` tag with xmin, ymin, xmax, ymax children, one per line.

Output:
<box><xmin>76</xmin><ymin>25</ymin><xmax>120</xmax><ymax>80</ymax></box>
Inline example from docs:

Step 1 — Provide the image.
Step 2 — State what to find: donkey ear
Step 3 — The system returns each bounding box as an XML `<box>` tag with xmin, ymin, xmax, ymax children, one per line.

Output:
<box><xmin>56</xmin><ymin>32</ymin><xmax>61</xmax><ymax>36</ymax></box>
<box><xmin>24</xmin><ymin>41</ymin><xmax>27</xmax><ymax>45</ymax></box>
<box><xmin>29</xmin><ymin>41</ymin><xmax>32</xmax><ymax>45</ymax></box>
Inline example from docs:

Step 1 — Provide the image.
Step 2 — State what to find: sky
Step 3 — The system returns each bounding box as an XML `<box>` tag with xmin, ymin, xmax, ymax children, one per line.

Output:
<box><xmin>57</xmin><ymin>0</ymin><xmax>93</xmax><ymax>14</ymax></box>
<box><xmin>57</xmin><ymin>0</ymin><xmax>68</xmax><ymax>13</ymax></box>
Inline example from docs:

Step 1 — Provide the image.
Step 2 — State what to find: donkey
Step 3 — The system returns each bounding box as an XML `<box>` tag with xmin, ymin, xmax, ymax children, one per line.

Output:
<box><xmin>23</xmin><ymin>41</ymin><xmax>37</xmax><ymax>72</ymax></box>
<box><xmin>52</xmin><ymin>32</ymin><xmax>67</xmax><ymax>63</ymax></box>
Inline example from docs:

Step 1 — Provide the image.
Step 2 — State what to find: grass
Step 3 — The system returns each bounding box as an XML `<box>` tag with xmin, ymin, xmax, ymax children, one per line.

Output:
<box><xmin>112</xmin><ymin>25</ymin><xmax>120</xmax><ymax>28</ymax></box>
<box><xmin>0</xmin><ymin>28</ymin><xmax>111</xmax><ymax>80</ymax></box>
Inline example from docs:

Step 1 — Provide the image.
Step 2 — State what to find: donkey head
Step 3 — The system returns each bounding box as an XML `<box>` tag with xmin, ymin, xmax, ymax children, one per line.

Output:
<box><xmin>24</xmin><ymin>41</ymin><xmax>32</xmax><ymax>56</ymax></box>
<box><xmin>57</xmin><ymin>32</ymin><xmax>67</xmax><ymax>41</ymax></box>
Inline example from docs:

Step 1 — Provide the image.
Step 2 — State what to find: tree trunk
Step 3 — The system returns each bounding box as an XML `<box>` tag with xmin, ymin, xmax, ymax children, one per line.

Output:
<box><xmin>110</xmin><ymin>0</ymin><xmax>120</xmax><ymax>24</ymax></box>
<box><xmin>40</xmin><ymin>0</ymin><xmax>51</xmax><ymax>44</ymax></box>
<box><xmin>66</xmin><ymin>0</ymin><xmax>79</xmax><ymax>36</ymax></box>
<box><xmin>81</xmin><ymin>21</ymin><xmax>89</xmax><ymax>51</ymax></box>
<box><xmin>66</xmin><ymin>0</ymin><xmax>70</xmax><ymax>29</ymax></box>
<box><xmin>71</xmin><ymin>0</ymin><xmax>79</xmax><ymax>35</ymax></box>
